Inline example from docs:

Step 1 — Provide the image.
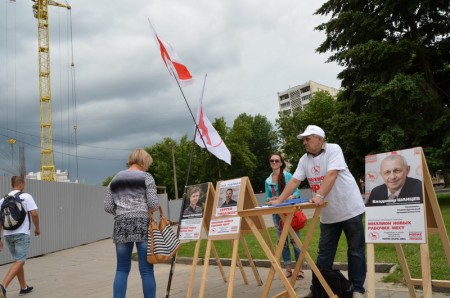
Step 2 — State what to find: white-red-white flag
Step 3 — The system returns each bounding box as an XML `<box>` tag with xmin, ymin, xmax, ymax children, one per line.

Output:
<box><xmin>149</xmin><ymin>21</ymin><xmax>193</xmax><ymax>85</ymax></box>
<box><xmin>195</xmin><ymin>75</ymin><xmax>231</xmax><ymax>165</ymax></box>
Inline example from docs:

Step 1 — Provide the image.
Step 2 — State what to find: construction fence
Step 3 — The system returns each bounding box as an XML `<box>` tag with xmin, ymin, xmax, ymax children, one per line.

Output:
<box><xmin>0</xmin><ymin>177</ymin><xmax>171</xmax><ymax>266</ymax></box>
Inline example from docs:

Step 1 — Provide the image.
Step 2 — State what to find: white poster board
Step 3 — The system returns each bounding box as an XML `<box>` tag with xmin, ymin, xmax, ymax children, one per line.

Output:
<box><xmin>365</xmin><ymin>147</ymin><xmax>426</xmax><ymax>243</ymax></box>
<box><xmin>215</xmin><ymin>178</ymin><xmax>241</xmax><ymax>217</ymax></box>
<box><xmin>179</xmin><ymin>183</ymin><xmax>209</xmax><ymax>240</ymax></box>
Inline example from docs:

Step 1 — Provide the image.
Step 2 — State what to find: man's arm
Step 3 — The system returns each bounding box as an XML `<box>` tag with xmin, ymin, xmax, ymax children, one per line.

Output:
<box><xmin>30</xmin><ymin>210</ymin><xmax>40</xmax><ymax>236</ymax></box>
<box><xmin>269</xmin><ymin>177</ymin><xmax>301</xmax><ymax>204</ymax></box>
<box><xmin>311</xmin><ymin>170</ymin><xmax>338</xmax><ymax>206</ymax></box>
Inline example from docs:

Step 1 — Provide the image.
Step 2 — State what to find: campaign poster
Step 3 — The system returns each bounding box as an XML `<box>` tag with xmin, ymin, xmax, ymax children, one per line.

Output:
<box><xmin>365</xmin><ymin>147</ymin><xmax>426</xmax><ymax>243</ymax></box>
<box><xmin>179</xmin><ymin>183</ymin><xmax>208</xmax><ymax>240</ymax></box>
<box><xmin>208</xmin><ymin>217</ymin><xmax>241</xmax><ymax>236</ymax></box>
<box><xmin>179</xmin><ymin>218</ymin><xmax>203</xmax><ymax>240</ymax></box>
<box><xmin>215</xmin><ymin>178</ymin><xmax>241</xmax><ymax>217</ymax></box>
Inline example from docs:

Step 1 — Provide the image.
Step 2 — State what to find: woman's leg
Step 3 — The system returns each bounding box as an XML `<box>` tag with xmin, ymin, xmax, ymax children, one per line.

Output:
<box><xmin>114</xmin><ymin>242</ymin><xmax>134</xmax><ymax>298</ymax></box>
<box><xmin>272</xmin><ymin>214</ymin><xmax>292</xmax><ymax>274</ymax></box>
<box><xmin>291</xmin><ymin>230</ymin><xmax>301</xmax><ymax>261</ymax></box>
<box><xmin>289</xmin><ymin>230</ymin><xmax>303</xmax><ymax>278</ymax></box>
<box><xmin>136</xmin><ymin>241</ymin><xmax>156</xmax><ymax>298</ymax></box>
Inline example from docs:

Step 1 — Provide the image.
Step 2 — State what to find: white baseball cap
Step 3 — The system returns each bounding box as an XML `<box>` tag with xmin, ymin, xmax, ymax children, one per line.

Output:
<box><xmin>297</xmin><ymin>125</ymin><xmax>325</xmax><ymax>139</ymax></box>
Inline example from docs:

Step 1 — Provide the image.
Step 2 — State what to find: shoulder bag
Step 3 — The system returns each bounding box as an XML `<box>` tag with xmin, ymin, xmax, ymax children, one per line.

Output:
<box><xmin>147</xmin><ymin>206</ymin><xmax>180</xmax><ymax>264</ymax></box>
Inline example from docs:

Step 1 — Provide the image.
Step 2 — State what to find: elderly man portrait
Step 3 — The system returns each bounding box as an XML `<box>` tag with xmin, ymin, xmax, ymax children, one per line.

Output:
<box><xmin>366</xmin><ymin>154</ymin><xmax>423</xmax><ymax>207</ymax></box>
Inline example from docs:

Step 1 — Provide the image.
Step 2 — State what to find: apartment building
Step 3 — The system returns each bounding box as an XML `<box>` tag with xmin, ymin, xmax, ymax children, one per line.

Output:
<box><xmin>278</xmin><ymin>80</ymin><xmax>339</xmax><ymax>114</ymax></box>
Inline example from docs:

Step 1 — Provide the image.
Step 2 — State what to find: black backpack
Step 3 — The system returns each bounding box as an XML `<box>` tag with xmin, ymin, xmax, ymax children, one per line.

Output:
<box><xmin>0</xmin><ymin>192</ymin><xmax>28</xmax><ymax>230</ymax></box>
<box><xmin>312</xmin><ymin>268</ymin><xmax>354</xmax><ymax>298</ymax></box>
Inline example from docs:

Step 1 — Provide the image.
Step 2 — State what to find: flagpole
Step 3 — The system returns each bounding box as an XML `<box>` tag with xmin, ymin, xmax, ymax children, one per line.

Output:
<box><xmin>164</xmin><ymin>127</ymin><xmax>199</xmax><ymax>298</ymax></box>
<box><xmin>163</xmin><ymin>72</ymin><xmax>211</xmax><ymax>298</ymax></box>
<box><xmin>147</xmin><ymin>21</ymin><xmax>218</xmax><ymax>297</ymax></box>
<box><xmin>147</xmin><ymin>19</ymin><xmax>214</xmax><ymax>151</ymax></box>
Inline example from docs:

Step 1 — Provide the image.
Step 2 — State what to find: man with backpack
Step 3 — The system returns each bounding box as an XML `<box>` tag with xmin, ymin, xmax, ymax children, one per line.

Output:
<box><xmin>0</xmin><ymin>176</ymin><xmax>40</xmax><ymax>297</ymax></box>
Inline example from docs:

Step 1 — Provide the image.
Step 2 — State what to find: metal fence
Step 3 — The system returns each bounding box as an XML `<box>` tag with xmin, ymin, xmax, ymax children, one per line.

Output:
<box><xmin>0</xmin><ymin>177</ymin><xmax>311</xmax><ymax>265</ymax></box>
<box><xmin>0</xmin><ymin>177</ymin><xmax>168</xmax><ymax>265</ymax></box>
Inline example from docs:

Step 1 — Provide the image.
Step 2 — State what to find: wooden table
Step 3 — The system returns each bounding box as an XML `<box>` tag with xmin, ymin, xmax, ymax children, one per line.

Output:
<box><xmin>238</xmin><ymin>202</ymin><xmax>337</xmax><ymax>298</ymax></box>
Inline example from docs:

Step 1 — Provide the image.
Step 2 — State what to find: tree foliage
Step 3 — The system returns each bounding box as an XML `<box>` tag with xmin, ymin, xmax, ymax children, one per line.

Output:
<box><xmin>145</xmin><ymin>114</ymin><xmax>277</xmax><ymax>199</ymax></box>
<box><xmin>231</xmin><ymin>114</ymin><xmax>278</xmax><ymax>192</ymax></box>
<box><xmin>277</xmin><ymin>91</ymin><xmax>338</xmax><ymax>170</ymax></box>
<box><xmin>315</xmin><ymin>0</ymin><xmax>450</xmax><ymax>182</ymax></box>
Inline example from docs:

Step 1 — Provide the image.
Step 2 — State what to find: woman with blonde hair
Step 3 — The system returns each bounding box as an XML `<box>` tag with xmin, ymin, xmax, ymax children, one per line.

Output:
<box><xmin>104</xmin><ymin>148</ymin><xmax>159</xmax><ymax>298</ymax></box>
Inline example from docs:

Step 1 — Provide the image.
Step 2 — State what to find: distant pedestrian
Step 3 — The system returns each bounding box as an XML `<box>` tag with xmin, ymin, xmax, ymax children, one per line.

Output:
<box><xmin>0</xmin><ymin>176</ymin><xmax>40</xmax><ymax>297</ymax></box>
<box><xmin>104</xmin><ymin>148</ymin><xmax>160</xmax><ymax>298</ymax></box>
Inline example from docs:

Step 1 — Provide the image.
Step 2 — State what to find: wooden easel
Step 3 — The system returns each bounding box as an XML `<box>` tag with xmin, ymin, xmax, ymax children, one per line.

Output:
<box><xmin>185</xmin><ymin>182</ymin><xmax>228</xmax><ymax>298</ymax></box>
<box><xmin>366</xmin><ymin>149</ymin><xmax>450</xmax><ymax>298</ymax></box>
<box><xmin>198</xmin><ymin>177</ymin><xmax>269</xmax><ymax>298</ymax></box>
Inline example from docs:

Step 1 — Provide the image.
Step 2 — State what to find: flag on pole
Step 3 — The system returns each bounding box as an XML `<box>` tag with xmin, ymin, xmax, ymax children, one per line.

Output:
<box><xmin>148</xmin><ymin>20</ymin><xmax>193</xmax><ymax>85</ymax></box>
<box><xmin>195</xmin><ymin>75</ymin><xmax>231</xmax><ymax>165</ymax></box>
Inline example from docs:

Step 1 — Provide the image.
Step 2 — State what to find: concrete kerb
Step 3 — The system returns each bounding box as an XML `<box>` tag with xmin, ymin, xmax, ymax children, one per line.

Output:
<box><xmin>175</xmin><ymin>257</ymin><xmax>395</xmax><ymax>273</ymax></box>
<box><xmin>175</xmin><ymin>257</ymin><xmax>450</xmax><ymax>294</ymax></box>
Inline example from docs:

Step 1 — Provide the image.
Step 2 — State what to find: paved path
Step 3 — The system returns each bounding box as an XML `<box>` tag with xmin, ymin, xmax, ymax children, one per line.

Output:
<box><xmin>0</xmin><ymin>238</ymin><xmax>448</xmax><ymax>297</ymax></box>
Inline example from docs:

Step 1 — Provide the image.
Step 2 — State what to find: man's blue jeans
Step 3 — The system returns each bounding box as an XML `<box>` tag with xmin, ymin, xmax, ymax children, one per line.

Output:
<box><xmin>272</xmin><ymin>214</ymin><xmax>301</xmax><ymax>266</ymax></box>
<box><xmin>317</xmin><ymin>213</ymin><xmax>366</xmax><ymax>293</ymax></box>
<box><xmin>114</xmin><ymin>241</ymin><xmax>156</xmax><ymax>298</ymax></box>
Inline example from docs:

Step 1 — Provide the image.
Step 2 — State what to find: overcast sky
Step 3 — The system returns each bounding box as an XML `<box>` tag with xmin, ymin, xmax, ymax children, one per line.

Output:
<box><xmin>0</xmin><ymin>0</ymin><xmax>342</xmax><ymax>185</ymax></box>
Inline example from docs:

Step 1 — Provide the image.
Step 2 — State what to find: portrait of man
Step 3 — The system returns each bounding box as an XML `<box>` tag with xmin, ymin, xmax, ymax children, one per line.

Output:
<box><xmin>366</xmin><ymin>154</ymin><xmax>423</xmax><ymax>207</ymax></box>
<box><xmin>220</xmin><ymin>188</ymin><xmax>237</xmax><ymax>207</ymax></box>
<box><xmin>183</xmin><ymin>186</ymin><xmax>203</xmax><ymax>217</ymax></box>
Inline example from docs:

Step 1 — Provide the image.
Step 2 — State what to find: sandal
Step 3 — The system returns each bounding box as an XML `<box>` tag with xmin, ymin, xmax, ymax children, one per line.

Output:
<box><xmin>297</xmin><ymin>270</ymin><xmax>304</xmax><ymax>280</ymax></box>
<box><xmin>285</xmin><ymin>269</ymin><xmax>293</xmax><ymax>278</ymax></box>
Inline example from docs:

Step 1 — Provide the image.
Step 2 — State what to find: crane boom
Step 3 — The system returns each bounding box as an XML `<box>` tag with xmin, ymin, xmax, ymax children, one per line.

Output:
<box><xmin>32</xmin><ymin>0</ymin><xmax>71</xmax><ymax>181</ymax></box>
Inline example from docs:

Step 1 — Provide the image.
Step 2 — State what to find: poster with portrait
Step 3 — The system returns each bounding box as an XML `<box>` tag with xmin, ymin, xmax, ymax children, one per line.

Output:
<box><xmin>215</xmin><ymin>178</ymin><xmax>241</xmax><ymax>217</ymax></box>
<box><xmin>206</xmin><ymin>178</ymin><xmax>242</xmax><ymax>237</ymax></box>
<box><xmin>179</xmin><ymin>183</ymin><xmax>208</xmax><ymax>240</ymax></box>
<box><xmin>365</xmin><ymin>147</ymin><xmax>426</xmax><ymax>243</ymax></box>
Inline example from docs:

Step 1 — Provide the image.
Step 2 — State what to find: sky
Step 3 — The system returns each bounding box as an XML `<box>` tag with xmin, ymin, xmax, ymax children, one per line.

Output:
<box><xmin>0</xmin><ymin>0</ymin><xmax>342</xmax><ymax>186</ymax></box>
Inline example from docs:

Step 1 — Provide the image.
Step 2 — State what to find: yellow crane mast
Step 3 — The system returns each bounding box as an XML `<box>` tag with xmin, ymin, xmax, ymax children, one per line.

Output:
<box><xmin>32</xmin><ymin>0</ymin><xmax>71</xmax><ymax>181</ymax></box>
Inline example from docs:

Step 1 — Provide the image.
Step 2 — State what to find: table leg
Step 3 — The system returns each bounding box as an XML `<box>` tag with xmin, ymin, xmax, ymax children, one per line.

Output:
<box><xmin>244</xmin><ymin>214</ymin><xmax>297</xmax><ymax>297</ymax></box>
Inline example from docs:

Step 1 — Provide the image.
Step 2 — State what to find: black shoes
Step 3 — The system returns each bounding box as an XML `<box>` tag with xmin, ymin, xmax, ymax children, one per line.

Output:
<box><xmin>19</xmin><ymin>285</ymin><xmax>33</xmax><ymax>295</ymax></box>
<box><xmin>0</xmin><ymin>284</ymin><xmax>6</xmax><ymax>298</ymax></box>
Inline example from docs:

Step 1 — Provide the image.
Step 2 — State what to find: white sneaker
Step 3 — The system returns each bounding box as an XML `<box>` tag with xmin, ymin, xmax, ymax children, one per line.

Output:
<box><xmin>353</xmin><ymin>292</ymin><xmax>365</xmax><ymax>298</ymax></box>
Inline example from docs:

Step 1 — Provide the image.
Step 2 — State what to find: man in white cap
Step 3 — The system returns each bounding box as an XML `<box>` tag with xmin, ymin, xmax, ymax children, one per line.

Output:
<box><xmin>269</xmin><ymin>125</ymin><xmax>366</xmax><ymax>298</ymax></box>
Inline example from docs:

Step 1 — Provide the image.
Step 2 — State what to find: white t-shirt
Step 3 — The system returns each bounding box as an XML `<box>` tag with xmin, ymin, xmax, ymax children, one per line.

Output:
<box><xmin>293</xmin><ymin>143</ymin><xmax>365</xmax><ymax>224</ymax></box>
<box><xmin>0</xmin><ymin>190</ymin><xmax>38</xmax><ymax>236</ymax></box>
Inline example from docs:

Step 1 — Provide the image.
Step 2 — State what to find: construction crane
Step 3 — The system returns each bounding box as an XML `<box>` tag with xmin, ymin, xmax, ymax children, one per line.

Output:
<box><xmin>32</xmin><ymin>0</ymin><xmax>71</xmax><ymax>181</ymax></box>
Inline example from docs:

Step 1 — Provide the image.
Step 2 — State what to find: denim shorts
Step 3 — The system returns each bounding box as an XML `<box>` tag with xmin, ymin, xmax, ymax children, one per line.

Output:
<box><xmin>5</xmin><ymin>233</ymin><xmax>31</xmax><ymax>261</ymax></box>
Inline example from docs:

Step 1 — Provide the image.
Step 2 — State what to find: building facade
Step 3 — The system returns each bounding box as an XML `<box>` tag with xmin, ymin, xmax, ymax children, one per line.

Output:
<box><xmin>278</xmin><ymin>80</ymin><xmax>339</xmax><ymax>114</ymax></box>
<box><xmin>26</xmin><ymin>169</ymin><xmax>73</xmax><ymax>183</ymax></box>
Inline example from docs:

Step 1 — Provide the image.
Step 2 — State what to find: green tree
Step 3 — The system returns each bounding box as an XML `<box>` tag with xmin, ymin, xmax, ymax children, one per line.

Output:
<box><xmin>277</xmin><ymin>91</ymin><xmax>338</xmax><ymax>169</ymax></box>
<box><xmin>230</xmin><ymin>114</ymin><xmax>278</xmax><ymax>192</ymax></box>
<box><xmin>102</xmin><ymin>175</ymin><xmax>114</xmax><ymax>187</ymax></box>
<box><xmin>315</xmin><ymin>0</ymin><xmax>450</xmax><ymax>182</ymax></box>
<box><xmin>147</xmin><ymin>118</ymin><xmax>233</xmax><ymax>199</ymax></box>
<box><xmin>146</xmin><ymin>138</ymin><xmax>178</xmax><ymax>198</ymax></box>
<box><xmin>226</xmin><ymin>115</ymin><xmax>257</xmax><ymax>180</ymax></box>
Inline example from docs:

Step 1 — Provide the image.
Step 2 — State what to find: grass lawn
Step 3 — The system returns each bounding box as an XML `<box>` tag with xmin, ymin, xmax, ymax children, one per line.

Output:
<box><xmin>177</xmin><ymin>194</ymin><xmax>450</xmax><ymax>284</ymax></box>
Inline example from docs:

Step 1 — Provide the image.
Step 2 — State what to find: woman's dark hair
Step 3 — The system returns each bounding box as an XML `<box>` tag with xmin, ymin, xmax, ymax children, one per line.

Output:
<box><xmin>270</xmin><ymin>152</ymin><xmax>286</xmax><ymax>193</ymax></box>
